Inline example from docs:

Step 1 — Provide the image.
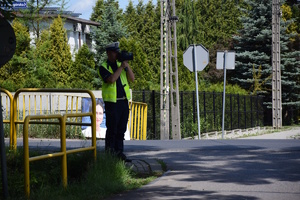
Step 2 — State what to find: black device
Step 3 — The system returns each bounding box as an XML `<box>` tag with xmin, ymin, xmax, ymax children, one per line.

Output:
<box><xmin>117</xmin><ymin>51</ymin><xmax>133</xmax><ymax>62</ymax></box>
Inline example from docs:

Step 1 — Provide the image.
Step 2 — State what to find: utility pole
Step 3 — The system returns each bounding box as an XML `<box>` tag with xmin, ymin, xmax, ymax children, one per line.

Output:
<box><xmin>160</xmin><ymin>0</ymin><xmax>181</xmax><ymax>140</ymax></box>
<box><xmin>272</xmin><ymin>0</ymin><xmax>282</xmax><ymax>129</ymax></box>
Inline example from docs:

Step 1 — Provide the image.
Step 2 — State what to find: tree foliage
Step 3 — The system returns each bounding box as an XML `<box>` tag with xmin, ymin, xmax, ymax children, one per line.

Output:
<box><xmin>1</xmin><ymin>0</ymin><xmax>299</xmax><ymax>111</ymax></box>
<box><xmin>0</xmin><ymin>19</ymin><xmax>30</xmax><ymax>91</ymax></box>
<box><xmin>91</xmin><ymin>0</ymin><xmax>127</xmax><ymax>67</ymax></box>
<box><xmin>48</xmin><ymin>15</ymin><xmax>72</xmax><ymax>87</ymax></box>
<box><xmin>69</xmin><ymin>44</ymin><xmax>98</xmax><ymax>89</ymax></box>
<box><xmin>230</xmin><ymin>0</ymin><xmax>300</xmax><ymax>108</ymax></box>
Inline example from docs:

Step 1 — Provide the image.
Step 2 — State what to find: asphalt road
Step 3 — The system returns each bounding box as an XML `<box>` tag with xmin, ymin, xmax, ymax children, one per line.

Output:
<box><xmin>11</xmin><ymin>127</ymin><xmax>300</xmax><ymax>200</ymax></box>
<box><xmin>112</xmin><ymin>139</ymin><xmax>300</xmax><ymax>200</ymax></box>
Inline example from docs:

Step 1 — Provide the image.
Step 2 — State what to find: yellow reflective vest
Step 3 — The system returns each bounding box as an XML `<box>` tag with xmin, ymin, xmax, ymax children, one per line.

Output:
<box><xmin>100</xmin><ymin>61</ymin><xmax>131</xmax><ymax>102</ymax></box>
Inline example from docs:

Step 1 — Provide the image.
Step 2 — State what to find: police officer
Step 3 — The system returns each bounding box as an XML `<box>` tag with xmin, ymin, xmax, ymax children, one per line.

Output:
<box><xmin>99</xmin><ymin>42</ymin><xmax>134</xmax><ymax>162</ymax></box>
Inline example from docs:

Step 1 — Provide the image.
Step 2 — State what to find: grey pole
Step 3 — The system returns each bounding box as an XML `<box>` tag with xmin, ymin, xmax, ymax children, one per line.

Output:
<box><xmin>193</xmin><ymin>45</ymin><xmax>201</xmax><ymax>139</ymax></box>
<box><xmin>272</xmin><ymin>0</ymin><xmax>282</xmax><ymax>129</ymax></box>
<box><xmin>0</xmin><ymin>89</ymin><xmax>9</xmax><ymax>199</ymax></box>
<box><xmin>222</xmin><ymin>51</ymin><xmax>227</xmax><ymax>139</ymax></box>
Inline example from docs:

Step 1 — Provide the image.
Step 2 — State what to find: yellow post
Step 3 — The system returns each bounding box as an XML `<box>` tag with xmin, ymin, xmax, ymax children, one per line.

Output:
<box><xmin>46</xmin><ymin>95</ymin><xmax>49</xmax><ymax>115</ymax></box>
<box><xmin>137</xmin><ymin>105</ymin><xmax>141</xmax><ymax>139</ymax></box>
<box><xmin>142</xmin><ymin>104</ymin><xmax>148</xmax><ymax>140</ymax></box>
<box><xmin>90</xmin><ymin>96</ymin><xmax>97</xmax><ymax>160</ymax></box>
<box><xmin>40</xmin><ymin>95</ymin><xmax>42</xmax><ymax>115</ymax></box>
<box><xmin>28</xmin><ymin>95</ymin><xmax>31</xmax><ymax>115</ymax></box>
<box><xmin>5</xmin><ymin>96</ymin><xmax>8</xmax><ymax>116</ymax></box>
<box><xmin>0</xmin><ymin>89</ymin><xmax>14</xmax><ymax>149</ymax></box>
<box><xmin>65</xmin><ymin>96</ymin><xmax>68</xmax><ymax>113</ymax></box>
<box><xmin>23</xmin><ymin>116</ymin><xmax>31</xmax><ymax>198</ymax></box>
<box><xmin>58</xmin><ymin>95</ymin><xmax>60</xmax><ymax>114</ymax></box>
<box><xmin>22</xmin><ymin>95</ymin><xmax>25</xmax><ymax>120</ymax></box>
<box><xmin>61</xmin><ymin>115</ymin><xmax>68</xmax><ymax>188</ymax></box>
<box><xmin>75</xmin><ymin>97</ymin><xmax>79</xmax><ymax>134</ymax></box>
<box><xmin>71</xmin><ymin>96</ymin><xmax>73</xmax><ymax>114</ymax></box>
<box><xmin>134</xmin><ymin>104</ymin><xmax>138</xmax><ymax>139</ymax></box>
<box><xmin>34</xmin><ymin>95</ymin><xmax>36</xmax><ymax>115</ymax></box>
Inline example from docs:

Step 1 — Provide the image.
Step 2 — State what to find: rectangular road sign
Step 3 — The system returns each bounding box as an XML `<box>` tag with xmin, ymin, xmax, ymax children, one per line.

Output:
<box><xmin>216</xmin><ymin>51</ymin><xmax>235</xmax><ymax>70</ymax></box>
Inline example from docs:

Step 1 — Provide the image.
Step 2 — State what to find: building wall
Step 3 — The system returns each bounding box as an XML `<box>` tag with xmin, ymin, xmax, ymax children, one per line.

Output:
<box><xmin>29</xmin><ymin>18</ymin><xmax>95</xmax><ymax>59</ymax></box>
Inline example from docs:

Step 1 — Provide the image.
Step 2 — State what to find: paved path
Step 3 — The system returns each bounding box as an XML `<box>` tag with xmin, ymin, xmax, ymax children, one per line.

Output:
<box><xmin>243</xmin><ymin>127</ymin><xmax>300</xmax><ymax>139</ymax></box>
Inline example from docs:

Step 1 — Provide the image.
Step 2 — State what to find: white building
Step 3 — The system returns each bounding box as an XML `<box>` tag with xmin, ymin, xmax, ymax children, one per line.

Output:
<box><xmin>13</xmin><ymin>6</ymin><xmax>100</xmax><ymax>56</ymax></box>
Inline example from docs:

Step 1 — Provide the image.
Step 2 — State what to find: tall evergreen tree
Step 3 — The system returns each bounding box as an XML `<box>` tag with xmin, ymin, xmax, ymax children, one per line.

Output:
<box><xmin>122</xmin><ymin>0</ymin><xmax>138</xmax><ymax>36</ymax></box>
<box><xmin>69</xmin><ymin>44</ymin><xmax>98</xmax><ymax>89</ymax></box>
<box><xmin>176</xmin><ymin>0</ymin><xmax>198</xmax><ymax>50</ymax></box>
<box><xmin>90</xmin><ymin>0</ymin><xmax>105</xmax><ymax>22</ymax></box>
<box><xmin>91</xmin><ymin>0</ymin><xmax>127</xmax><ymax>67</ymax></box>
<box><xmin>136</xmin><ymin>0</ymin><xmax>160</xmax><ymax>88</ymax></box>
<box><xmin>119</xmin><ymin>37</ymin><xmax>155</xmax><ymax>90</ymax></box>
<box><xmin>231</xmin><ymin>0</ymin><xmax>300</xmax><ymax>119</ymax></box>
<box><xmin>48</xmin><ymin>15</ymin><xmax>72</xmax><ymax>87</ymax></box>
<box><xmin>90</xmin><ymin>0</ymin><xmax>123</xmax><ymax>22</ymax></box>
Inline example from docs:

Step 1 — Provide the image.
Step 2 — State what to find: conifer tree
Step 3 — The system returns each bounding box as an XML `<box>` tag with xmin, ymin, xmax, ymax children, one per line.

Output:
<box><xmin>48</xmin><ymin>15</ymin><xmax>72</xmax><ymax>88</ymax></box>
<box><xmin>231</xmin><ymin>0</ymin><xmax>300</xmax><ymax>114</ymax></box>
<box><xmin>135</xmin><ymin>0</ymin><xmax>160</xmax><ymax>88</ymax></box>
<box><xmin>90</xmin><ymin>0</ymin><xmax>105</xmax><ymax>21</ymax></box>
<box><xmin>123</xmin><ymin>0</ymin><xmax>139</xmax><ymax>37</ymax></box>
<box><xmin>119</xmin><ymin>37</ymin><xmax>155</xmax><ymax>90</ymax></box>
<box><xmin>91</xmin><ymin>0</ymin><xmax>127</xmax><ymax>67</ymax></box>
<box><xmin>24</xmin><ymin>29</ymin><xmax>56</xmax><ymax>88</ymax></box>
<box><xmin>69</xmin><ymin>44</ymin><xmax>98</xmax><ymax>89</ymax></box>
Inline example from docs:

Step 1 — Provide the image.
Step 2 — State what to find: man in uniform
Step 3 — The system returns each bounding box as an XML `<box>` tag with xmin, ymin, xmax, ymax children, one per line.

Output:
<box><xmin>99</xmin><ymin>42</ymin><xmax>134</xmax><ymax>162</ymax></box>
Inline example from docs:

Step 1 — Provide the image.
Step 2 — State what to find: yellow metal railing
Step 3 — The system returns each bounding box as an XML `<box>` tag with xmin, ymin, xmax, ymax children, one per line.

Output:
<box><xmin>0</xmin><ymin>88</ymin><xmax>14</xmax><ymax>148</ymax></box>
<box><xmin>12</xmin><ymin>88</ymin><xmax>97</xmax><ymax>150</ymax></box>
<box><xmin>0</xmin><ymin>88</ymin><xmax>148</xmax><ymax>197</ymax></box>
<box><xmin>1</xmin><ymin>89</ymin><xmax>149</xmax><ymax>149</ymax></box>
<box><xmin>129</xmin><ymin>101</ymin><xmax>147</xmax><ymax>140</ymax></box>
<box><xmin>23</xmin><ymin>112</ymin><xmax>97</xmax><ymax>198</ymax></box>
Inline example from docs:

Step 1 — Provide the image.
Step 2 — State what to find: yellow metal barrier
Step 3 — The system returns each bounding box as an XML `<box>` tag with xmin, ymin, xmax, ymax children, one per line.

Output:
<box><xmin>129</xmin><ymin>101</ymin><xmax>147</xmax><ymax>140</ymax></box>
<box><xmin>23</xmin><ymin>114</ymin><xmax>63</xmax><ymax>198</ymax></box>
<box><xmin>2</xmin><ymin>88</ymin><xmax>148</xmax><ymax>148</ymax></box>
<box><xmin>0</xmin><ymin>88</ymin><xmax>14</xmax><ymax>148</ymax></box>
<box><xmin>23</xmin><ymin>111</ymin><xmax>97</xmax><ymax>197</ymax></box>
<box><xmin>12</xmin><ymin>88</ymin><xmax>97</xmax><ymax>149</ymax></box>
<box><xmin>0</xmin><ymin>88</ymin><xmax>148</xmax><ymax>197</ymax></box>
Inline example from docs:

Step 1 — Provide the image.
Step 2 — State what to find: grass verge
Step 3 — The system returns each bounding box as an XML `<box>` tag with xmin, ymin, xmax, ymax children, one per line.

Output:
<box><xmin>1</xmin><ymin>149</ymin><xmax>157</xmax><ymax>200</ymax></box>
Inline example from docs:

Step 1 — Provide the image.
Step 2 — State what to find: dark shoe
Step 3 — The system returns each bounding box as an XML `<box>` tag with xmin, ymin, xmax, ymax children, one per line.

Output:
<box><xmin>118</xmin><ymin>153</ymin><xmax>132</xmax><ymax>162</ymax></box>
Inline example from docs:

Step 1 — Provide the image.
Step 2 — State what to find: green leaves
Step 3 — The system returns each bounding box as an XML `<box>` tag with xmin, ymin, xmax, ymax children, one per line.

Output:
<box><xmin>69</xmin><ymin>44</ymin><xmax>97</xmax><ymax>89</ymax></box>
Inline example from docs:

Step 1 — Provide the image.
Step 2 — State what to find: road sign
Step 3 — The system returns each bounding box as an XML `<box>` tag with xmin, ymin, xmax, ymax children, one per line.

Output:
<box><xmin>183</xmin><ymin>44</ymin><xmax>209</xmax><ymax>72</ymax></box>
<box><xmin>216</xmin><ymin>50</ymin><xmax>235</xmax><ymax>139</ymax></box>
<box><xmin>0</xmin><ymin>18</ymin><xmax>16</xmax><ymax>66</ymax></box>
<box><xmin>216</xmin><ymin>51</ymin><xmax>235</xmax><ymax>70</ymax></box>
<box><xmin>182</xmin><ymin>44</ymin><xmax>209</xmax><ymax>140</ymax></box>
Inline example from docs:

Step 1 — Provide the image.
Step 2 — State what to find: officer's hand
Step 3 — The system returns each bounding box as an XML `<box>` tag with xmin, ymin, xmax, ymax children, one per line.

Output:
<box><xmin>121</xmin><ymin>61</ymin><xmax>129</xmax><ymax>69</ymax></box>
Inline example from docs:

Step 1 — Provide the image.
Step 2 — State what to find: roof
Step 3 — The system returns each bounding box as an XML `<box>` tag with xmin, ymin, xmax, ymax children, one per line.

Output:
<box><xmin>5</xmin><ymin>6</ymin><xmax>100</xmax><ymax>27</ymax></box>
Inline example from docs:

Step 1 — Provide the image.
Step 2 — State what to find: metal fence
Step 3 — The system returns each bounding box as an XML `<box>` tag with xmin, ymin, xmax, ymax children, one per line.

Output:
<box><xmin>132</xmin><ymin>90</ymin><xmax>265</xmax><ymax>139</ymax></box>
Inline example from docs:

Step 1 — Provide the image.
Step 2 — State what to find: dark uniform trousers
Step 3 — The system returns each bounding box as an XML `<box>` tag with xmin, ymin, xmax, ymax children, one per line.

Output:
<box><xmin>104</xmin><ymin>99</ymin><xmax>129</xmax><ymax>154</ymax></box>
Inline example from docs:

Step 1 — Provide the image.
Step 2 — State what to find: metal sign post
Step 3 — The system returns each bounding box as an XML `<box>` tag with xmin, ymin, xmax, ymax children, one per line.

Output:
<box><xmin>217</xmin><ymin>51</ymin><xmax>235</xmax><ymax>139</ymax></box>
<box><xmin>183</xmin><ymin>44</ymin><xmax>209</xmax><ymax>139</ymax></box>
<box><xmin>193</xmin><ymin>45</ymin><xmax>201</xmax><ymax>139</ymax></box>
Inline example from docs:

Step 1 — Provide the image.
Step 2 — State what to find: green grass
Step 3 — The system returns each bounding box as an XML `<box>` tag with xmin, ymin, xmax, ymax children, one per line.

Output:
<box><xmin>1</xmin><ymin>149</ymin><xmax>157</xmax><ymax>200</ymax></box>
